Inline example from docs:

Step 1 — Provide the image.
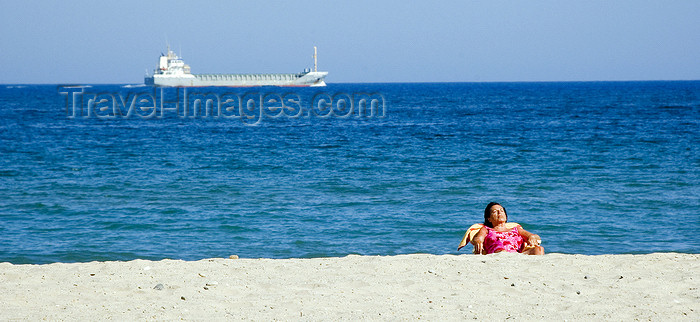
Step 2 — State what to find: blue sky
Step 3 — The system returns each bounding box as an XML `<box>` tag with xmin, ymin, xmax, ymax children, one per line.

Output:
<box><xmin>1</xmin><ymin>0</ymin><xmax>699</xmax><ymax>83</ymax></box>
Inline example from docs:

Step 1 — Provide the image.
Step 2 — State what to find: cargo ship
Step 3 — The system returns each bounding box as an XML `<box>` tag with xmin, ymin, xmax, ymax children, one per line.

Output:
<box><xmin>144</xmin><ymin>46</ymin><xmax>328</xmax><ymax>87</ymax></box>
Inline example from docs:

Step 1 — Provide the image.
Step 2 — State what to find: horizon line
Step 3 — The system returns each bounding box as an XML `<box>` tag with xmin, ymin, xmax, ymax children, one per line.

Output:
<box><xmin>3</xmin><ymin>79</ymin><xmax>700</xmax><ymax>86</ymax></box>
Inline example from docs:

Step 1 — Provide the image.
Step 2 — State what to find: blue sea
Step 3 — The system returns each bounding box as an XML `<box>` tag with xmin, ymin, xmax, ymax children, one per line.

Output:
<box><xmin>0</xmin><ymin>82</ymin><xmax>698</xmax><ymax>264</ymax></box>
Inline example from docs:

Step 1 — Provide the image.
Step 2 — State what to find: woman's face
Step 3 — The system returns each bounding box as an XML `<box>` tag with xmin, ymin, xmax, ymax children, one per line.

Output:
<box><xmin>488</xmin><ymin>205</ymin><xmax>507</xmax><ymax>225</ymax></box>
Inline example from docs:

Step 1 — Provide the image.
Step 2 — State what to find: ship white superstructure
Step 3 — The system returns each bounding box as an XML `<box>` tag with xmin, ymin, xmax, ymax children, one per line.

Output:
<box><xmin>145</xmin><ymin>47</ymin><xmax>328</xmax><ymax>87</ymax></box>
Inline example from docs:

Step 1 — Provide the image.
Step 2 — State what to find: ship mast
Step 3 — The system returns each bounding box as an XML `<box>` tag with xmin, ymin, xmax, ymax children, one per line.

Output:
<box><xmin>314</xmin><ymin>46</ymin><xmax>318</xmax><ymax>72</ymax></box>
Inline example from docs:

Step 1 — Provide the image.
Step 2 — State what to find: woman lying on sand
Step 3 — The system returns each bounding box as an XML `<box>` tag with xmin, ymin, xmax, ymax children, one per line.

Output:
<box><xmin>471</xmin><ymin>202</ymin><xmax>545</xmax><ymax>255</ymax></box>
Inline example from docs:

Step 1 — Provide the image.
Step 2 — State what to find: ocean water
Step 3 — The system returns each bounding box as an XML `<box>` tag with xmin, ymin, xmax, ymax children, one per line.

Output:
<box><xmin>0</xmin><ymin>82</ymin><xmax>698</xmax><ymax>264</ymax></box>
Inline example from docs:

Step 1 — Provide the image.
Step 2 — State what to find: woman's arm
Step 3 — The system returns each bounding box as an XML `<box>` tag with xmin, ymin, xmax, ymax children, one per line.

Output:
<box><xmin>471</xmin><ymin>226</ymin><xmax>488</xmax><ymax>254</ymax></box>
<box><xmin>517</xmin><ymin>226</ymin><xmax>541</xmax><ymax>246</ymax></box>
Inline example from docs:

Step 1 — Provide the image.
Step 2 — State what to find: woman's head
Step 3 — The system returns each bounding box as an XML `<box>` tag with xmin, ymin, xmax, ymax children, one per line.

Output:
<box><xmin>483</xmin><ymin>202</ymin><xmax>507</xmax><ymax>227</ymax></box>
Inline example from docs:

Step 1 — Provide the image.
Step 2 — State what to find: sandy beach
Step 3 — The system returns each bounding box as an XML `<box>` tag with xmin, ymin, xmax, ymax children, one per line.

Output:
<box><xmin>1</xmin><ymin>253</ymin><xmax>698</xmax><ymax>320</ymax></box>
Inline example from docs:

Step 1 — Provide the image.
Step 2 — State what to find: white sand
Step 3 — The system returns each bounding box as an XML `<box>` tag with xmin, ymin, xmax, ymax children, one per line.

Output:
<box><xmin>1</xmin><ymin>253</ymin><xmax>698</xmax><ymax>320</ymax></box>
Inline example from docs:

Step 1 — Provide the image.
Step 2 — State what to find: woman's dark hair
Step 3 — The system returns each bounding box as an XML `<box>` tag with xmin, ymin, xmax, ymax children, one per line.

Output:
<box><xmin>483</xmin><ymin>202</ymin><xmax>507</xmax><ymax>228</ymax></box>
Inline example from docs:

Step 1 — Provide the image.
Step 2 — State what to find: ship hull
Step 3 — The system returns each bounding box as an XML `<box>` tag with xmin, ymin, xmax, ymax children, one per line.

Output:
<box><xmin>145</xmin><ymin>71</ymin><xmax>327</xmax><ymax>87</ymax></box>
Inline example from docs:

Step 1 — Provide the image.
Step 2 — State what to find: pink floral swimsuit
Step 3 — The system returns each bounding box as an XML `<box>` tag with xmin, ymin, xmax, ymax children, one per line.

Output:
<box><xmin>484</xmin><ymin>226</ymin><xmax>524</xmax><ymax>254</ymax></box>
